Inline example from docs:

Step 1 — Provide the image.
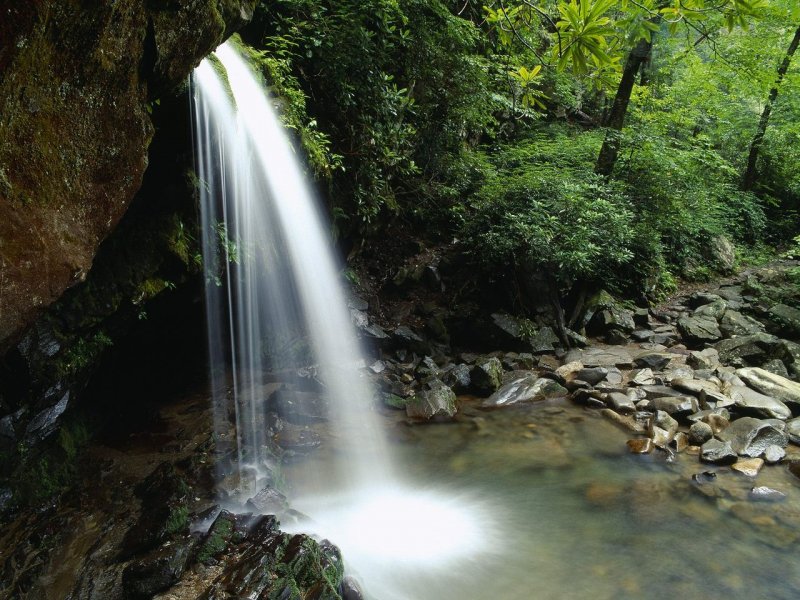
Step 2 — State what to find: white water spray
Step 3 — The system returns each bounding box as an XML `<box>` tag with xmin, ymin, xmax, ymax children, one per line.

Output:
<box><xmin>193</xmin><ymin>41</ymin><xmax>495</xmax><ymax>598</ymax></box>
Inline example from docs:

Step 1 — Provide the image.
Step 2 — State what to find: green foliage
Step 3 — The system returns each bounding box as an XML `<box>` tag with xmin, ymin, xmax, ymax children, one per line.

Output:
<box><xmin>59</xmin><ymin>331</ymin><xmax>113</xmax><ymax>377</ymax></box>
<box><xmin>166</xmin><ymin>505</ymin><xmax>190</xmax><ymax>535</ymax></box>
<box><xmin>462</xmin><ymin>130</ymin><xmax>634</xmax><ymax>289</ymax></box>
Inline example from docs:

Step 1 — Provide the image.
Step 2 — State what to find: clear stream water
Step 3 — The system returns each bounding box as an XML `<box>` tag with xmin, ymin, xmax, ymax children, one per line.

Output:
<box><xmin>192</xmin><ymin>42</ymin><xmax>800</xmax><ymax>600</ymax></box>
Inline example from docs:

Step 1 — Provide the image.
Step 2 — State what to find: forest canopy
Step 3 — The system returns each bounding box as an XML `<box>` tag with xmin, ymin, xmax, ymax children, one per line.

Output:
<box><xmin>238</xmin><ymin>0</ymin><xmax>800</xmax><ymax>301</ymax></box>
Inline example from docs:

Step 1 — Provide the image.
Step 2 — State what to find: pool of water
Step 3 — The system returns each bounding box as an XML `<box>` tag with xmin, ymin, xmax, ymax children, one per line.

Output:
<box><xmin>283</xmin><ymin>398</ymin><xmax>800</xmax><ymax>600</ymax></box>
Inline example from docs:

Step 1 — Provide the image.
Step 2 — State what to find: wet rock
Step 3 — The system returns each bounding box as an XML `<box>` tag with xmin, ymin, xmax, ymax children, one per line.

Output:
<box><xmin>687</xmin><ymin>348</ymin><xmax>721</xmax><ymax>370</ymax></box>
<box><xmin>651</xmin><ymin>395</ymin><xmax>699</xmax><ymax>418</ymax></box>
<box><xmin>768</xmin><ymin>304</ymin><xmax>800</xmax><ymax>337</ymax></box>
<box><xmin>482</xmin><ymin>376</ymin><xmax>567</xmax><ymax>408</ymax></box>
<box><xmin>689</xmin><ymin>421</ymin><xmax>713</xmax><ymax>445</ymax></box>
<box><xmin>764</xmin><ymin>445</ymin><xmax>786</xmax><ymax>464</ymax></box>
<box><xmin>671</xmin><ymin>378</ymin><xmax>732</xmax><ymax>407</ymax></box>
<box><xmin>719</xmin><ymin>310</ymin><xmax>765</xmax><ymax>338</ymax></box>
<box><xmin>381</xmin><ymin>392</ymin><xmax>408</xmax><ymax>410</ymax></box>
<box><xmin>729</xmin><ymin>386</ymin><xmax>791</xmax><ymax>420</ymax></box>
<box><xmin>653</xmin><ymin>410</ymin><xmax>678</xmax><ymax>438</ymax></box>
<box><xmin>469</xmin><ymin>357</ymin><xmax>504</xmax><ymax>395</ymax></box>
<box><xmin>634</xmin><ymin>307</ymin><xmax>651</xmax><ymax>327</ymax></box>
<box><xmin>119</xmin><ymin>463</ymin><xmax>188</xmax><ymax>559</ymax></box>
<box><xmin>576</xmin><ymin>367</ymin><xmax>608</xmax><ymax>386</ymax></box>
<box><xmin>677</xmin><ymin>314</ymin><xmax>722</xmax><ymax>344</ymax></box>
<box><xmin>555</xmin><ymin>361</ymin><xmax>583</xmax><ymax>381</ymax></box>
<box><xmin>627</xmin><ymin>438</ymin><xmax>653</xmax><ymax>454</ymax></box>
<box><xmin>600</xmin><ymin>409</ymin><xmax>648</xmax><ymax>434</ymax></box>
<box><xmin>650</xmin><ymin>426</ymin><xmax>672</xmax><ymax>448</ymax></box>
<box><xmin>405</xmin><ymin>380</ymin><xmax>457</xmax><ymax>420</ymax></box>
<box><xmin>705</xmin><ymin>413</ymin><xmax>731</xmax><ymax>435</ymax></box>
<box><xmin>717</xmin><ymin>417</ymin><xmax>788</xmax><ymax>458</ymax></box>
<box><xmin>736</xmin><ymin>368</ymin><xmax>800</xmax><ymax>413</ymax></box>
<box><xmin>604</xmin><ymin>392</ymin><xmax>636</xmax><ymax>414</ymax></box>
<box><xmin>732</xmin><ymin>458</ymin><xmax>764</xmax><ymax>477</ymax></box>
<box><xmin>123</xmin><ymin>537</ymin><xmax>196</xmax><ymax>599</ymax></box>
<box><xmin>700</xmin><ymin>439</ymin><xmax>737</xmax><ymax>465</ymax></box>
<box><xmin>267</xmin><ymin>388</ymin><xmax>328</xmax><ymax>425</ymax></box>
<box><xmin>671</xmin><ymin>431</ymin><xmax>689</xmax><ymax>452</ymax></box>
<box><xmin>24</xmin><ymin>392</ymin><xmax>69</xmax><ymax>443</ymax></box>
<box><xmin>441</xmin><ymin>363</ymin><xmax>471</xmax><ymax>394</ymax></box>
<box><xmin>245</xmin><ymin>487</ymin><xmax>288</xmax><ymax>515</ymax></box>
<box><xmin>749</xmin><ymin>486</ymin><xmax>786</xmax><ymax>502</ymax></box>
<box><xmin>341</xmin><ymin>575</ymin><xmax>365</xmax><ymax>600</ymax></box>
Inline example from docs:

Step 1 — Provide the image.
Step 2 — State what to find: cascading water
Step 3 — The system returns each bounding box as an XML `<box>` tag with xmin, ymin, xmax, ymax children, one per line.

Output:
<box><xmin>192</xmin><ymin>41</ymin><xmax>496</xmax><ymax>599</ymax></box>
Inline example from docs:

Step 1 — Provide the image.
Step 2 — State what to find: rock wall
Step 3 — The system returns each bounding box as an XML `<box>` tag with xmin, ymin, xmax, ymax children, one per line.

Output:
<box><xmin>0</xmin><ymin>0</ymin><xmax>255</xmax><ymax>355</ymax></box>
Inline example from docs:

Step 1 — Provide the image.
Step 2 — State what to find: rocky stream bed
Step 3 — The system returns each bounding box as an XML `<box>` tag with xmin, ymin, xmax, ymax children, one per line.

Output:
<box><xmin>1</xmin><ymin>261</ymin><xmax>800</xmax><ymax>599</ymax></box>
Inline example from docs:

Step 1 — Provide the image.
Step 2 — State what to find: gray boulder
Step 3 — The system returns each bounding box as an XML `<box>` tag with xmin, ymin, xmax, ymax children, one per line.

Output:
<box><xmin>406</xmin><ymin>380</ymin><xmax>457</xmax><ymax>419</ymax></box>
<box><xmin>482</xmin><ymin>376</ymin><xmax>567</xmax><ymax>408</ymax></box>
<box><xmin>469</xmin><ymin>357</ymin><xmax>504</xmax><ymax>395</ymax></box>
<box><xmin>700</xmin><ymin>439</ymin><xmax>738</xmax><ymax>465</ymax></box>
<box><xmin>729</xmin><ymin>386</ymin><xmax>791</xmax><ymax>420</ymax></box>
<box><xmin>768</xmin><ymin>304</ymin><xmax>800</xmax><ymax>338</ymax></box>
<box><xmin>717</xmin><ymin>417</ymin><xmax>788</xmax><ymax>458</ymax></box>
<box><xmin>687</xmin><ymin>348</ymin><xmax>720</xmax><ymax>370</ymax></box>
<box><xmin>677</xmin><ymin>315</ymin><xmax>722</xmax><ymax>344</ymax></box>
<box><xmin>713</xmin><ymin>333</ymin><xmax>781</xmax><ymax>367</ymax></box>
<box><xmin>719</xmin><ymin>310</ymin><xmax>764</xmax><ymax>338</ymax></box>
<box><xmin>736</xmin><ymin>367</ymin><xmax>800</xmax><ymax>413</ymax></box>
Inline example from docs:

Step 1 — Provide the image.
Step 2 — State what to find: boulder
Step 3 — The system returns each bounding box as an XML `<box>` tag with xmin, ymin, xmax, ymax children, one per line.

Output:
<box><xmin>604</xmin><ymin>392</ymin><xmax>636</xmax><ymax>414</ymax></box>
<box><xmin>0</xmin><ymin>0</ymin><xmax>256</xmax><ymax>353</ymax></box>
<box><xmin>469</xmin><ymin>357</ymin><xmax>504</xmax><ymax>395</ymax></box>
<box><xmin>694</xmin><ymin>298</ymin><xmax>728</xmax><ymax>320</ymax></box>
<box><xmin>736</xmin><ymin>367</ymin><xmax>800</xmax><ymax>413</ymax></box>
<box><xmin>717</xmin><ymin>417</ymin><xmax>788</xmax><ymax>458</ymax></box>
<box><xmin>405</xmin><ymin>380</ymin><xmax>457</xmax><ymax>419</ymax></box>
<box><xmin>709</xmin><ymin>235</ymin><xmax>736</xmax><ymax>273</ymax></box>
<box><xmin>700</xmin><ymin>439</ymin><xmax>737</xmax><ymax>465</ymax></box>
<box><xmin>575</xmin><ymin>367</ymin><xmax>608</xmax><ymax>386</ymax></box>
<box><xmin>529</xmin><ymin>326</ymin><xmax>560</xmax><ymax>354</ymax></box>
<box><xmin>713</xmin><ymin>333</ymin><xmax>781</xmax><ymax>367</ymax></box>
<box><xmin>689</xmin><ymin>421</ymin><xmax>713</xmax><ymax>445</ymax></box>
<box><xmin>687</xmin><ymin>348</ymin><xmax>720</xmax><ymax>370</ymax></box>
<box><xmin>768</xmin><ymin>304</ymin><xmax>800</xmax><ymax>338</ymax></box>
<box><xmin>122</xmin><ymin>537</ymin><xmax>195</xmax><ymax>599</ymax></box>
<box><xmin>442</xmin><ymin>364</ymin><xmax>471</xmax><ymax>394</ymax></box>
<box><xmin>677</xmin><ymin>315</ymin><xmax>722</xmax><ymax>345</ymax></box>
<box><xmin>482</xmin><ymin>376</ymin><xmax>567</xmax><ymax>408</ymax></box>
<box><xmin>635</xmin><ymin>352</ymin><xmax>673</xmax><ymax>370</ymax></box>
<box><xmin>719</xmin><ymin>311</ymin><xmax>764</xmax><ymax>338</ymax></box>
<box><xmin>651</xmin><ymin>395</ymin><xmax>699</xmax><ymax>418</ymax></box>
<box><xmin>565</xmin><ymin>347</ymin><xmax>635</xmax><ymax>369</ymax></box>
<box><xmin>670</xmin><ymin>377</ymin><xmax>732</xmax><ymax>408</ymax></box>
<box><xmin>729</xmin><ymin>386</ymin><xmax>791</xmax><ymax>420</ymax></box>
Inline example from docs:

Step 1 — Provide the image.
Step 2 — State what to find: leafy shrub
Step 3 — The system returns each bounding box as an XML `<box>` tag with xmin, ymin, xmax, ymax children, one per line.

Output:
<box><xmin>462</xmin><ymin>131</ymin><xmax>634</xmax><ymax>293</ymax></box>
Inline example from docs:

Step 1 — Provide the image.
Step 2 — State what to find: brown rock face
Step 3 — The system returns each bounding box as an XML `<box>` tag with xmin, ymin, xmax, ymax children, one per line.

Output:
<box><xmin>0</xmin><ymin>0</ymin><xmax>254</xmax><ymax>353</ymax></box>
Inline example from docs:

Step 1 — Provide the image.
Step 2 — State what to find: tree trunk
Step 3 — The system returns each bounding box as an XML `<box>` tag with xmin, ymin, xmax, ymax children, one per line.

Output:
<box><xmin>742</xmin><ymin>24</ymin><xmax>800</xmax><ymax>191</ymax></box>
<box><xmin>595</xmin><ymin>36</ymin><xmax>654</xmax><ymax>176</ymax></box>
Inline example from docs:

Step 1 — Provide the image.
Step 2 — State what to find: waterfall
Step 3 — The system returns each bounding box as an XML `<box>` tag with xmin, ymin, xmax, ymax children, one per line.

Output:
<box><xmin>192</xmin><ymin>40</ymin><xmax>495</xmax><ymax>600</ymax></box>
<box><xmin>193</xmin><ymin>43</ymin><xmax>392</xmax><ymax>497</ymax></box>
